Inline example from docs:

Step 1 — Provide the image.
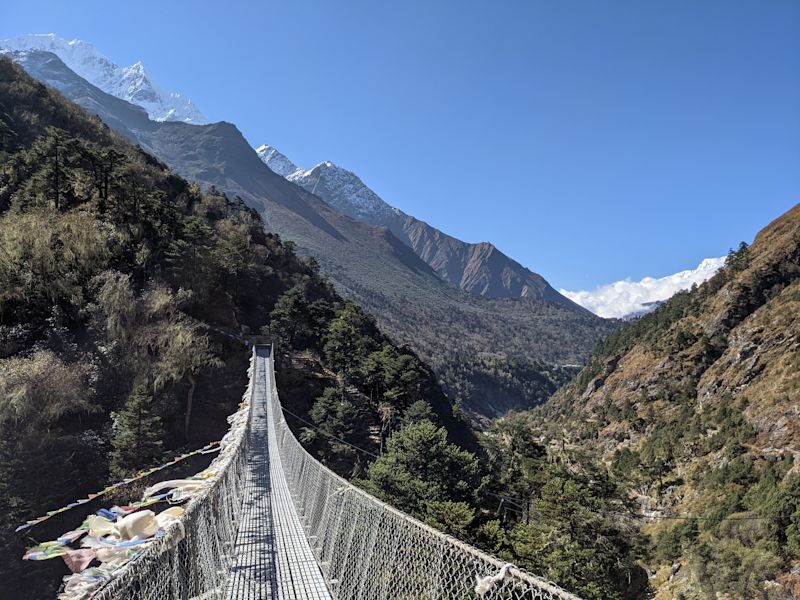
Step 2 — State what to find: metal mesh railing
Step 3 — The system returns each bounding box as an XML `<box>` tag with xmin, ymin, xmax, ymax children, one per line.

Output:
<box><xmin>85</xmin><ymin>346</ymin><xmax>581</xmax><ymax>600</ymax></box>
<box><xmin>88</xmin><ymin>353</ymin><xmax>256</xmax><ymax>600</ymax></box>
<box><xmin>267</xmin><ymin>350</ymin><xmax>582</xmax><ymax>600</ymax></box>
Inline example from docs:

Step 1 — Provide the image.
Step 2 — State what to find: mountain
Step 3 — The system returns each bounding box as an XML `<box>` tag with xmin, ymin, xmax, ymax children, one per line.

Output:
<box><xmin>561</xmin><ymin>256</ymin><xmax>727</xmax><ymax>319</ymax></box>
<box><xmin>533</xmin><ymin>204</ymin><xmax>800</xmax><ymax>597</ymax></box>
<box><xmin>0</xmin><ymin>56</ymin><xmax>478</xmax><ymax>598</ymax></box>
<box><xmin>1</xmin><ymin>34</ymin><xmax>206</xmax><ymax>124</ymax></box>
<box><xmin>255</xmin><ymin>144</ymin><xmax>300</xmax><ymax>178</ymax></box>
<box><xmin>7</xmin><ymin>48</ymin><xmax>615</xmax><ymax>420</ymax></box>
<box><xmin>255</xmin><ymin>147</ymin><xmax>582</xmax><ymax>308</ymax></box>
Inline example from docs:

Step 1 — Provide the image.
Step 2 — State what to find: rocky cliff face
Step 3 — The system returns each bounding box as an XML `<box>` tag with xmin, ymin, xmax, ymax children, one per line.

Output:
<box><xmin>401</xmin><ymin>217</ymin><xmax>567</xmax><ymax>302</ymax></box>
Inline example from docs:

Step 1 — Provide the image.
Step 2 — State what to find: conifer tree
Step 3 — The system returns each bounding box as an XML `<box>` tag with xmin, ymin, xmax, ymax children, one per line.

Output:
<box><xmin>111</xmin><ymin>384</ymin><xmax>164</xmax><ymax>478</ymax></box>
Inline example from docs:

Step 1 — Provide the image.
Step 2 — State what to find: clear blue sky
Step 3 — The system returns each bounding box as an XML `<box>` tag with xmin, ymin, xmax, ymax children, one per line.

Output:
<box><xmin>3</xmin><ymin>1</ymin><xmax>799</xmax><ymax>289</ymax></box>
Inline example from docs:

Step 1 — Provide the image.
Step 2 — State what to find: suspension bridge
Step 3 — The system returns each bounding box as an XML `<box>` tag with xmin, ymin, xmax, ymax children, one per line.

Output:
<box><xmin>88</xmin><ymin>345</ymin><xmax>581</xmax><ymax>600</ymax></box>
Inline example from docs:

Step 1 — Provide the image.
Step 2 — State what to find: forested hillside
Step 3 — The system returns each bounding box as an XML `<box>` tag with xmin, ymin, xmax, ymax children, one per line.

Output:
<box><xmin>534</xmin><ymin>205</ymin><xmax>800</xmax><ymax>598</ymax></box>
<box><xmin>7</xmin><ymin>49</ymin><xmax>617</xmax><ymax>421</ymax></box>
<box><xmin>0</xmin><ymin>58</ymin><xmax>649</xmax><ymax>600</ymax></box>
<box><xmin>0</xmin><ymin>57</ymin><xmax>468</xmax><ymax>595</ymax></box>
<box><xmin>0</xmin><ymin>50</ymin><xmax>475</xmax><ymax>500</ymax></box>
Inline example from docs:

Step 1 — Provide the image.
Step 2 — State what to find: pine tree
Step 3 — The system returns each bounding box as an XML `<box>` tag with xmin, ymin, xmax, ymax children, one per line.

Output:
<box><xmin>323</xmin><ymin>303</ymin><xmax>379</xmax><ymax>381</ymax></box>
<box><xmin>269</xmin><ymin>284</ymin><xmax>313</xmax><ymax>349</ymax></box>
<box><xmin>111</xmin><ymin>385</ymin><xmax>164</xmax><ymax>478</ymax></box>
<box><xmin>309</xmin><ymin>385</ymin><xmax>369</xmax><ymax>449</ymax></box>
<box><xmin>361</xmin><ymin>420</ymin><xmax>480</xmax><ymax>515</ymax></box>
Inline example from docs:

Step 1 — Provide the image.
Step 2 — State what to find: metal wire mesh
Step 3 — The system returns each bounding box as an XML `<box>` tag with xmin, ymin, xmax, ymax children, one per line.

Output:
<box><xmin>89</xmin><ymin>346</ymin><xmax>582</xmax><ymax>600</ymax></box>
<box><xmin>268</xmin><ymin>350</ymin><xmax>582</xmax><ymax>600</ymax></box>
<box><xmin>89</xmin><ymin>355</ymin><xmax>256</xmax><ymax>600</ymax></box>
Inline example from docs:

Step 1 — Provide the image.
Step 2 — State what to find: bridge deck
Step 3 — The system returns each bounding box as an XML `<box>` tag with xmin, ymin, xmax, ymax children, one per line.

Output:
<box><xmin>226</xmin><ymin>347</ymin><xmax>331</xmax><ymax>600</ymax></box>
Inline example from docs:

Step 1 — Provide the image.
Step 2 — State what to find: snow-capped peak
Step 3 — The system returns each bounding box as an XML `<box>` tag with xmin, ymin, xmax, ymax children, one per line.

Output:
<box><xmin>255</xmin><ymin>145</ymin><xmax>301</xmax><ymax>178</ymax></box>
<box><xmin>290</xmin><ymin>160</ymin><xmax>403</xmax><ymax>220</ymax></box>
<box><xmin>254</xmin><ymin>144</ymin><xmax>402</xmax><ymax>221</ymax></box>
<box><xmin>0</xmin><ymin>33</ymin><xmax>207</xmax><ymax>124</ymax></box>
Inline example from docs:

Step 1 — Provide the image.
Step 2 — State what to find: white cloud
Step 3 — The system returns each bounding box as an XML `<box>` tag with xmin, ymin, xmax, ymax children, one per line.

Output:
<box><xmin>561</xmin><ymin>257</ymin><xmax>726</xmax><ymax>319</ymax></box>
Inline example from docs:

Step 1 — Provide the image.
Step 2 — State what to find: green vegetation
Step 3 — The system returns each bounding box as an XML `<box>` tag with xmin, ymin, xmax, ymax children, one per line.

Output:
<box><xmin>269</xmin><ymin>282</ymin><xmax>478</xmax><ymax>468</ymax></box>
<box><xmin>0</xmin><ymin>57</ymin><xmax>358</xmax><ymax>555</ymax></box>
<box><xmin>436</xmin><ymin>351</ymin><xmax>580</xmax><ymax>422</ymax></box>
<box><xmin>360</xmin><ymin>420</ymin><xmax>482</xmax><ymax>538</ymax></box>
<box><xmin>481</xmin><ymin>414</ymin><xmax>650</xmax><ymax>600</ymax></box>
<box><xmin>1</xmin><ymin>56</ymin><xmax>742</xmax><ymax>600</ymax></box>
<box><xmin>110</xmin><ymin>385</ymin><xmax>164</xmax><ymax>478</ymax></box>
<box><xmin>646</xmin><ymin>464</ymin><xmax>800</xmax><ymax>599</ymax></box>
<box><xmin>533</xmin><ymin>212</ymin><xmax>800</xmax><ymax>599</ymax></box>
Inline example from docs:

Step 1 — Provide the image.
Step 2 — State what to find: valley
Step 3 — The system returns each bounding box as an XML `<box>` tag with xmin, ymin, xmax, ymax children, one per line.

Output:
<box><xmin>1</xmin><ymin>15</ymin><xmax>797</xmax><ymax>600</ymax></box>
<box><xmin>4</xmin><ymin>45</ymin><xmax>615</xmax><ymax>421</ymax></box>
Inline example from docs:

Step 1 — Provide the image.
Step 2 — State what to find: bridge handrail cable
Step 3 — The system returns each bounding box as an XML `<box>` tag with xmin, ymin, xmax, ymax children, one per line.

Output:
<box><xmin>88</xmin><ymin>345</ymin><xmax>582</xmax><ymax>600</ymax></box>
<box><xmin>88</xmin><ymin>350</ymin><xmax>257</xmax><ymax>600</ymax></box>
<box><xmin>267</xmin><ymin>349</ymin><xmax>582</xmax><ymax>600</ymax></box>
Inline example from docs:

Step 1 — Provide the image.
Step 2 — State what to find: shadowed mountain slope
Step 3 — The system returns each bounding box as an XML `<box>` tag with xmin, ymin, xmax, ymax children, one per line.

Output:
<box><xmin>261</xmin><ymin>154</ymin><xmax>584</xmax><ymax>308</ymax></box>
<box><xmin>8</xmin><ymin>49</ymin><xmax>615</xmax><ymax>419</ymax></box>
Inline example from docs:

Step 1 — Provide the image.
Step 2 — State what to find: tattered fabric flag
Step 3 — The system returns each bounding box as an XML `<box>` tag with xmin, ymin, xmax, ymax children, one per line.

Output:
<box><xmin>62</xmin><ymin>549</ymin><xmax>97</xmax><ymax>573</ymax></box>
<box><xmin>57</xmin><ymin>529</ymin><xmax>87</xmax><ymax>545</ymax></box>
<box><xmin>23</xmin><ymin>541</ymin><xmax>68</xmax><ymax>561</ymax></box>
<box><xmin>119</xmin><ymin>493</ymin><xmax>168</xmax><ymax>513</ymax></box>
<box><xmin>14</xmin><ymin>440</ymin><xmax>221</xmax><ymax>533</ymax></box>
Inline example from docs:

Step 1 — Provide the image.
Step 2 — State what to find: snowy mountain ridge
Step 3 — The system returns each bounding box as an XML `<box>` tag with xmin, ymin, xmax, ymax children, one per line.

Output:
<box><xmin>0</xmin><ymin>33</ymin><xmax>206</xmax><ymax>124</ymax></box>
<box><xmin>254</xmin><ymin>144</ymin><xmax>300</xmax><ymax>178</ymax></box>
<box><xmin>255</xmin><ymin>141</ymin><xmax>724</xmax><ymax>317</ymax></box>
<box><xmin>256</xmin><ymin>143</ymin><xmax>403</xmax><ymax>221</ymax></box>
<box><xmin>289</xmin><ymin>161</ymin><xmax>404</xmax><ymax>221</ymax></box>
<box><xmin>255</xmin><ymin>142</ymin><xmax>586</xmax><ymax>307</ymax></box>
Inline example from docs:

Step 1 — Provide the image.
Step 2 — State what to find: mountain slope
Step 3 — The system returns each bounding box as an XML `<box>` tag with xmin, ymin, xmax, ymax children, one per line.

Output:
<box><xmin>1</xmin><ymin>34</ymin><xmax>206</xmax><ymax>124</ymax></box>
<box><xmin>8</xmin><ymin>49</ymin><xmax>615</xmax><ymax>419</ymax></box>
<box><xmin>257</xmin><ymin>148</ymin><xmax>583</xmax><ymax>308</ymax></box>
<box><xmin>534</xmin><ymin>203</ymin><xmax>800</xmax><ymax>598</ymax></box>
<box><xmin>0</xmin><ymin>56</ymin><xmax>483</xmax><ymax>599</ymax></box>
